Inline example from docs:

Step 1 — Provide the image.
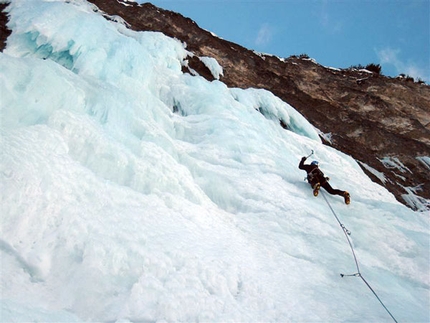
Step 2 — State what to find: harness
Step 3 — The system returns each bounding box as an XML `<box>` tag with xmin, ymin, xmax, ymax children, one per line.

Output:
<box><xmin>307</xmin><ymin>167</ymin><xmax>325</xmax><ymax>184</ymax></box>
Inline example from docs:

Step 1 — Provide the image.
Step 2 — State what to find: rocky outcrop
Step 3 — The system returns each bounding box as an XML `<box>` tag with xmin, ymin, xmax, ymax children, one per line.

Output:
<box><xmin>1</xmin><ymin>1</ymin><xmax>429</xmax><ymax>210</ymax></box>
<box><xmin>0</xmin><ymin>3</ymin><xmax>11</xmax><ymax>50</ymax></box>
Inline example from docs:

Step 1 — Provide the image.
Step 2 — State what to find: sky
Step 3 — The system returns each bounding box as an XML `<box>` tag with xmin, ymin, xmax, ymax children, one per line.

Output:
<box><xmin>144</xmin><ymin>0</ymin><xmax>430</xmax><ymax>82</ymax></box>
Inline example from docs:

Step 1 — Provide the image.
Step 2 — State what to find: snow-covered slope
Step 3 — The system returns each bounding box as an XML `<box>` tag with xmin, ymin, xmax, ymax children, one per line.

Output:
<box><xmin>0</xmin><ymin>0</ymin><xmax>428</xmax><ymax>322</ymax></box>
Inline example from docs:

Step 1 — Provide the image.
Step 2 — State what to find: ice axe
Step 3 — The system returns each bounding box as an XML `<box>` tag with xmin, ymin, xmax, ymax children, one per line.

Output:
<box><xmin>305</xmin><ymin>150</ymin><xmax>314</xmax><ymax>159</ymax></box>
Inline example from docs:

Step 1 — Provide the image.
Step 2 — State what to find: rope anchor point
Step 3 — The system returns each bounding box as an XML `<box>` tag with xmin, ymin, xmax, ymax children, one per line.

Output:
<box><xmin>321</xmin><ymin>191</ymin><xmax>398</xmax><ymax>323</ymax></box>
<box><xmin>340</xmin><ymin>273</ymin><xmax>360</xmax><ymax>278</ymax></box>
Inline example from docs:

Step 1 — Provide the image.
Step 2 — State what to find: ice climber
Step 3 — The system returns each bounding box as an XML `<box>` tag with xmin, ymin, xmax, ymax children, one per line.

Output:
<box><xmin>299</xmin><ymin>156</ymin><xmax>350</xmax><ymax>204</ymax></box>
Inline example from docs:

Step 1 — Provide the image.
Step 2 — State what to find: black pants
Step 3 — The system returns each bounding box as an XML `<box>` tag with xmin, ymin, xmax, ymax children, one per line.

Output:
<box><xmin>320</xmin><ymin>182</ymin><xmax>344</xmax><ymax>196</ymax></box>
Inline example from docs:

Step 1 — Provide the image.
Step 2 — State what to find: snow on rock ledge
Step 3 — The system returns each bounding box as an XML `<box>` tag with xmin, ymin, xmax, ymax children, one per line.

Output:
<box><xmin>199</xmin><ymin>56</ymin><xmax>224</xmax><ymax>80</ymax></box>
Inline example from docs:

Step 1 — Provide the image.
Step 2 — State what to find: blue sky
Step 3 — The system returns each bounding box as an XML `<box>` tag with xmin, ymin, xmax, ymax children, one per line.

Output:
<box><xmin>143</xmin><ymin>0</ymin><xmax>429</xmax><ymax>82</ymax></box>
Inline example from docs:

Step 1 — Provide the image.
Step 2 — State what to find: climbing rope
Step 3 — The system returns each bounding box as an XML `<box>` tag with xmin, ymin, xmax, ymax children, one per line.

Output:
<box><xmin>321</xmin><ymin>191</ymin><xmax>399</xmax><ymax>323</ymax></box>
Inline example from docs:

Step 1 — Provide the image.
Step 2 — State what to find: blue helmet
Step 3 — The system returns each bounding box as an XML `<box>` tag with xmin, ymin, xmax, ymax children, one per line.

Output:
<box><xmin>311</xmin><ymin>160</ymin><xmax>319</xmax><ymax>166</ymax></box>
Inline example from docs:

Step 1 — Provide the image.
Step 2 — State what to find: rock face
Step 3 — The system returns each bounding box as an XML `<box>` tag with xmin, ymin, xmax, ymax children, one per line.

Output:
<box><xmin>1</xmin><ymin>0</ymin><xmax>429</xmax><ymax>210</ymax></box>
<box><xmin>0</xmin><ymin>3</ymin><xmax>11</xmax><ymax>50</ymax></box>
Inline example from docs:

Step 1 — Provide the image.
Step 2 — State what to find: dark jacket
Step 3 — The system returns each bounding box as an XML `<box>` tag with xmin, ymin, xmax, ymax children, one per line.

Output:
<box><xmin>299</xmin><ymin>157</ymin><xmax>327</xmax><ymax>186</ymax></box>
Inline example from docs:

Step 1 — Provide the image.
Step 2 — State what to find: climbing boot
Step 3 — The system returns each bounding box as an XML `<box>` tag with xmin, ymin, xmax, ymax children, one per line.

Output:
<box><xmin>344</xmin><ymin>191</ymin><xmax>351</xmax><ymax>205</ymax></box>
<box><xmin>313</xmin><ymin>183</ymin><xmax>320</xmax><ymax>197</ymax></box>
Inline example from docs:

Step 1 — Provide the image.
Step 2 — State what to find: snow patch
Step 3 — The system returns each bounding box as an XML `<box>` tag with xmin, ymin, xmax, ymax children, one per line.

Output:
<box><xmin>117</xmin><ymin>0</ymin><xmax>135</xmax><ymax>7</ymax></box>
<box><xmin>199</xmin><ymin>56</ymin><xmax>224</xmax><ymax>80</ymax></box>
<box><xmin>315</xmin><ymin>128</ymin><xmax>333</xmax><ymax>144</ymax></box>
<box><xmin>325</xmin><ymin>66</ymin><xmax>341</xmax><ymax>72</ymax></box>
<box><xmin>359</xmin><ymin>69</ymin><xmax>374</xmax><ymax>74</ymax></box>
<box><xmin>358</xmin><ymin>161</ymin><xmax>388</xmax><ymax>184</ymax></box>
<box><xmin>416</xmin><ymin>156</ymin><xmax>430</xmax><ymax>170</ymax></box>
<box><xmin>402</xmin><ymin>185</ymin><xmax>430</xmax><ymax>213</ymax></box>
<box><xmin>379</xmin><ymin>156</ymin><xmax>412</xmax><ymax>173</ymax></box>
<box><xmin>107</xmin><ymin>14</ymin><xmax>132</xmax><ymax>28</ymax></box>
<box><xmin>302</xmin><ymin>57</ymin><xmax>318</xmax><ymax>64</ymax></box>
